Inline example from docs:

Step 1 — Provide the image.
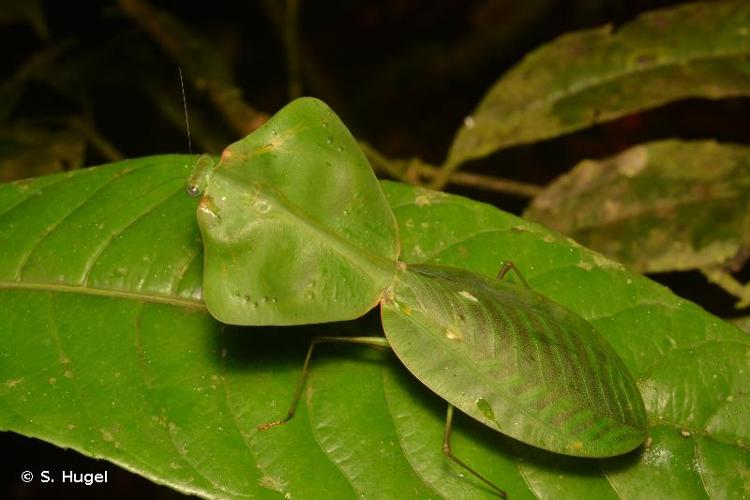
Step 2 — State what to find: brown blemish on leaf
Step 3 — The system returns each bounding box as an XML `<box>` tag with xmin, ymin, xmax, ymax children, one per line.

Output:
<box><xmin>526</xmin><ymin>139</ymin><xmax>750</xmax><ymax>273</ymax></box>
<box><xmin>258</xmin><ymin>474</ymin><xmax>287</xmax><ymax>494</ymax></box>
<box><xmin>576</xmin><ymin>261</ymin><xmax>593</xmax><ymax>271</ymax></box>
<box><xmin>415</xmin><ymin>195</ymin><xmax>431</xmax><ymax>207</ymax></box>
<box><xmin>411</xmin><ymin>245</ymin><xmax>426</xmax><ymax>259</ymax></box>
<box><xmin>5</xmin><ymin>378</ymin><xmax>23</xmax><ymax>388</ymax></box>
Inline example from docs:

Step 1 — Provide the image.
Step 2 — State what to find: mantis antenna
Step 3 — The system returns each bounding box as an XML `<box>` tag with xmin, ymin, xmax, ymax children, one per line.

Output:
<box><xmin>178</xmin><ymin>66</ymin><xmax>215</xmax><ymax>198</ymax></box>
<box><xmin>178</xmin><ymin>66</ymin><xmax>192</xmax><ymax>156</ymax></box>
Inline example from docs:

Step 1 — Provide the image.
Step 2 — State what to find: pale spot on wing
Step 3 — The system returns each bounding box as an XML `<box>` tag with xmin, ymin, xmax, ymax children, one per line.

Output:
<box><xmin>381</xmin><ymin>287</ymin><xmax>396</xmax><ymax>306</ymax></box>
<box><xmin>446</xmin><ymin>325</ymin><xmax>463</xmax><ymax>341</ymax></box>
<box><xmin>458</xmin><ymin>290</ymin><xmax>479</xmax><ymax>302</ymax></box>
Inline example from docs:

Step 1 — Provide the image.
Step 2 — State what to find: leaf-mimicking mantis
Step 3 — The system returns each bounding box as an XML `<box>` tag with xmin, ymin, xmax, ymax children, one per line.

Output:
<box><xmin>185</xmin><ymin>97</ymin><xmax>647</xmax><ymax>497</ymax></box>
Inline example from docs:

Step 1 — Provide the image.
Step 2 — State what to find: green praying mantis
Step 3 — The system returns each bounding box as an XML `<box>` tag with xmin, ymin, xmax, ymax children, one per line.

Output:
<box><xmin>185</xmin><ymin>97</ymin><xmax>647</xmax><ymax>497</ymax></box>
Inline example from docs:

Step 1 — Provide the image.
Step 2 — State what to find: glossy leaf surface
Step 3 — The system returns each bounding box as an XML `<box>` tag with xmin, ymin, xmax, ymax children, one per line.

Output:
<box><xmin>446</xmin><ymin>1</ymin><xmax>750</xmax><ymax>170</ymax></box>
<box><xmin>382</xmin><ymin>264</ymin><xmax>646</xmax><ymax>457</ymax></box>
<box><xmin>0</xmin><ymin>158</ymin><xmax>748</xmax><ymax>498</ymax></box>
<box><xmin>196</xmin><ymin>97</ymin><xmax>398</xmax><ymax>325</ymax></box>
<box><xmin>524</xmin><ymin>140</ymin><xmax>750</xmax><ymax>273</ymax></box>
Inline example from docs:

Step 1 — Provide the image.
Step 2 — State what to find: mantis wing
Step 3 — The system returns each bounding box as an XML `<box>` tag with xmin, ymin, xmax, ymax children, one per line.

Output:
<box><xmin>196</xmin><ymin>98</ymin><xmax>398</xmax><ymax>325</ymax></box>
<box><xmin>381</xmin><ymin>264</ymin><xmax>647</xmax><ymax>457</ymax></box>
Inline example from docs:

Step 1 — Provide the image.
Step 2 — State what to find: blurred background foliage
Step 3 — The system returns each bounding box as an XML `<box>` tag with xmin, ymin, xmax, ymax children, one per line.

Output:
<box><xmin>9</xmin><ymin>1</ymin><xmax>747</xmax><ymax>191</ymax></box>
<box><xmin>2</xmin><ymin>1</ymin><xmax>750</xmax><ymax>496</ymax></box>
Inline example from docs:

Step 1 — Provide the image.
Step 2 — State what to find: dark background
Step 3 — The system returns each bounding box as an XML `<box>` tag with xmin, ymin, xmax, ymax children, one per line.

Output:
<box><xmin>2</xmin><ymin>1</ymin><xmax>747</xmax><ymax>498</ymax></box>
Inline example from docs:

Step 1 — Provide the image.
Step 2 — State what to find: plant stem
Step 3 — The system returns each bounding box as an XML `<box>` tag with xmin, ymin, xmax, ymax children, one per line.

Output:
<box><xmin>700</xmin><ymin>267</ymin><xmax>750</xmax><ymax>309</ymax></box>
<box><xmin>361</xmin><ymin>142</ymin><xmax>542</xmax><ymax>197</ymax></box>
<box><xmin>118</xmin><ymin>0</ymin><xmax>268</xmax><ymax>135</ymax></box>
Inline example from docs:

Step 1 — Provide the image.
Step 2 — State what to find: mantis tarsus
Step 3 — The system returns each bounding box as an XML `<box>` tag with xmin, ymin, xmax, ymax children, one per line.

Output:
<box><xmin>186</xmin><ymin>97</ymin><xmax>647</xmax><ymax>497</ymax></box>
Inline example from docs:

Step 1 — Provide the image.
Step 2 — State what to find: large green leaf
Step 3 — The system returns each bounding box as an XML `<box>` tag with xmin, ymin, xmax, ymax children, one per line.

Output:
<box><xmin>445</xmin><ymin>1</ymin><xmax>750</xmax><ymax>172</ymax></box>
<box><xmin>524</xmin><ymin>140</ymin><xmax>750</xmax><ymax>273</ymax></box>
<box><xmin>0</xmin><ymin>157</ymin><xmax>748</xmax><ymax>498</ymax></box>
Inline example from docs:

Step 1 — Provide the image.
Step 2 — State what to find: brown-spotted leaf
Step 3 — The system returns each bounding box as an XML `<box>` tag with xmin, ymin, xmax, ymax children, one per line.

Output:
<box><xmin>524</xmin><ymin>140</ymin><xmax>750</xmax><ymax>273</ymax></box>
<box><xmin>446</xmin><ymin>1</ymin><xmax>750</xmax><ymax>170</ymax></box>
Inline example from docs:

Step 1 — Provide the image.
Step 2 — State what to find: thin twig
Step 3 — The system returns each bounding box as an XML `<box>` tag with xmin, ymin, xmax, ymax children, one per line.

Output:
<box><xmin>700</xmin><ymin>267</ymin><xmax>750</xmax><ymax>309</ymax></box>
<box><xmin>416</xmin><ymin>162</ymin><xmax>543</xmax><ymax>197</ymax></box>
<box><xmin>361</xmin><ymin>141</ymin><xmax>542</xmax><ymax>197</ymax></box>
<box><xmin>260</xmin><ymin>0</ymin><xmax>348</xmax><ymax>118</ymax></box>
<box><xmin>119</xmin><ymin>0</ymin><xmax>268</xmax><ymax>136</ymax></box>
<box><xmin>429</xmin><ymin>161</ymin><xmax>457</xmax><ymax>190</ymax></box>
<box><xmin>68</xmin><ymin>117</ymin><xmax>124</xmax><ymax>162</ymax></box>
<box><xmin>359</xmin><ymin>141</ymin><xmax>410</xmax><ymax>182</ymax></box>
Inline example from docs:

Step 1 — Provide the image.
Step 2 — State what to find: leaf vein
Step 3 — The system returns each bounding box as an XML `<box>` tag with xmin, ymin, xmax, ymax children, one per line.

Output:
<box><xmin>80</xmin><ymin>189</ymin><xmax>185</xmax><ymax>286</ymax></box>
<box><xmin>132</xmin><ymin>302</ymin><xmax>241</xmax><ymax>497</ymax></box>
<box><xmin>14</xmin><ymin>172</ymin><xmax>126</xmax><ymax>280</ymax></box>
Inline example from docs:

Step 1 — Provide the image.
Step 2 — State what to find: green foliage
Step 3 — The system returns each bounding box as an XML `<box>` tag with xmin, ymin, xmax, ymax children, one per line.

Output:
<box><xmin>1</xmin><ymin>157</ymin><xmax>748</xmax><ymax>498</ymax></box>
<box><xmin>445</xmin><ymin>1</ymin><xmax>750</xmax><ymax>172</ymax></box>
<box><xmin>2</xmin><ymin>0</ymin><xmax>750</xmax><ymax>497</ymax></box>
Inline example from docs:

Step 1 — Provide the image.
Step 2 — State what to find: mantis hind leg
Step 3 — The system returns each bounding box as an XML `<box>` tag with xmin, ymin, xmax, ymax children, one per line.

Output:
<box><xmin>257</xmin><ymin>336</ymin><xmax>390</xmax><ymax>431</ymax></box>
<box><xmin>496</xmin><ymin>261</ymin><xmax>530</xmax><ymax>290</ymax></box>
<box><xmin>443</xmin><ymin>404</ymin><xmax>507</xmax><ymax>498</ymax></box>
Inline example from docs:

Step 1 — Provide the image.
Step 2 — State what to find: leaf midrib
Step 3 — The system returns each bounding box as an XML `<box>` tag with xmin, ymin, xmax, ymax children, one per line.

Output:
<box><xmin>452</xmin><ymin>43</ymin><xmax>750</xmax><ymax>163</ymax></box>
<box><xmin>483</xmin><ymin>46</ymin><xmax>750</xmax><ymax>125</ymax></box>
<box><xmin>553</xmin><ymin>192</ymin><xmax>748</xmax><ymax>235</ymax></box>
<box><xmin>0</xmin><ymin>280</ymin><xmax>204</xmax><ymax>309</ymax></box>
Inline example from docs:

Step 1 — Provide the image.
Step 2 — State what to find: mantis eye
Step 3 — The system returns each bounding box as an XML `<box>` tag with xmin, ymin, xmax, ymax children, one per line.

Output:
<box><xmin>185</xmin><ymin>183</ymin><xmax>202</xmax><ymax>197</ymax></box>
<box><xmin>185</xmin><ymin>154</ymin><xmax>214</xmax><ymax>198</ymax></box>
